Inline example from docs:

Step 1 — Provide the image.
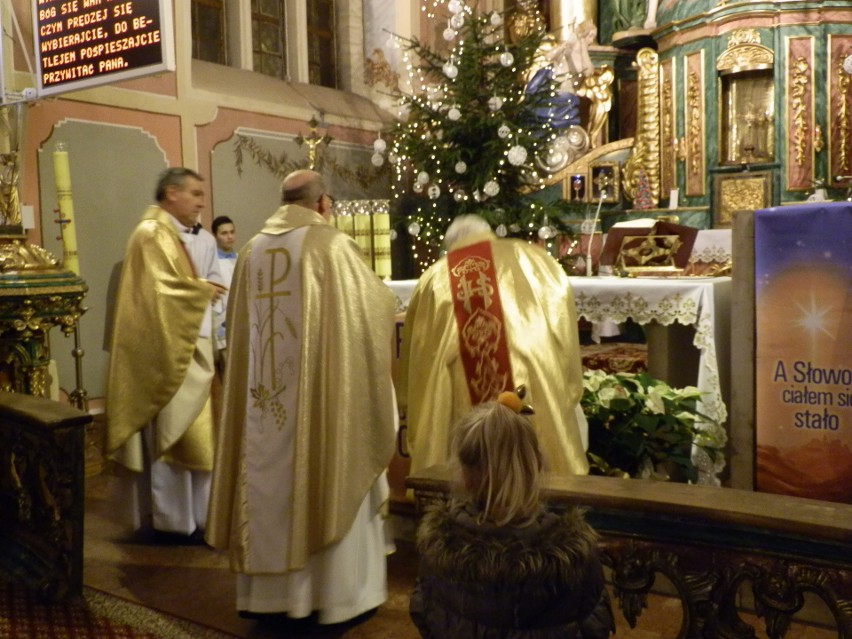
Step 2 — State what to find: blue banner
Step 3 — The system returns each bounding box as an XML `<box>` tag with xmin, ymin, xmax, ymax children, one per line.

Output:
<box><xmin>754</xmin><ymin>202</ymin><xmax>852</xmax><ymax>504</ymax></box>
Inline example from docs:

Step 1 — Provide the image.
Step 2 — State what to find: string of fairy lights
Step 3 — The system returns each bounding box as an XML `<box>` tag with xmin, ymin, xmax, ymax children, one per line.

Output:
<box><xmin>372</xmin><ymin>0</ymin><xmax>581</xmax><ymax>271</ymax></box>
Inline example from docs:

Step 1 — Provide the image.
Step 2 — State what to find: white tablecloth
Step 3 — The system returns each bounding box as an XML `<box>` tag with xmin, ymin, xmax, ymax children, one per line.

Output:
<box><xmin>568</xmin><ymin>275</ymin><xmax>731</xmax><ymax>484</ymax></box>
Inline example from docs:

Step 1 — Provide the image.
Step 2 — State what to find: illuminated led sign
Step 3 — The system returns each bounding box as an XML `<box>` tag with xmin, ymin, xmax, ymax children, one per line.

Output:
<box><xmin>33</xmin><ymin>0</ymin><xmax>174</xmax><ymax>96</ymax></box>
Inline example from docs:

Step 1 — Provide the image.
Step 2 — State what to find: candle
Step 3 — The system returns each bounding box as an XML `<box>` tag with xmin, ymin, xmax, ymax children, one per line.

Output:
<box><xmin>53</xmin><ymin>143</ymin><xmax>80</xmax><ymax>275</ymax></box>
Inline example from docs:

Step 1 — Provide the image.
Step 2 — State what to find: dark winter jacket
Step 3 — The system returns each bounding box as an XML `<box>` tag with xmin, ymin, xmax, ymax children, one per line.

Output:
<box><xmin>410</xmin><ymin>500</ymin><xmax>614</xmax><ymax>639</ymax></box>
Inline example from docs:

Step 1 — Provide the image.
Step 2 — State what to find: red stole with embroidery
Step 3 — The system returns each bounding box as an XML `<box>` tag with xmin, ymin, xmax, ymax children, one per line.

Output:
<box><xmin>447</xmin><ymin>240</ymin><xmax>514</xmax><ymax>404</ymax></box>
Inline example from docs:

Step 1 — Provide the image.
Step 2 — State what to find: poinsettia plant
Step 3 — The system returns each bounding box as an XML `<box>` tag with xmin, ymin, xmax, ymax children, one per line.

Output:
<box><xmin>581</xmin><ymin>369</ymin><xmax>725</xmax><ymax>483</ymax></box>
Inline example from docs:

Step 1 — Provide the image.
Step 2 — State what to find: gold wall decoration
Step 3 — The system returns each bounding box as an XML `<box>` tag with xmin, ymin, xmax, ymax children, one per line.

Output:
<box><xmin>589</xmin><ymin>162</ymin><xmax>620</xmax><ymax>203</ymax></box>
<box><xmin>364</xmin><ymin>48</ymin><xmax>400</xmax><ymax>91</ymax></box>
<box><xmin>622</xmin><ymin>48</ymin><xmax>661</xmax><ymax>206</ymax></box>
<box><xmin>684</xmin><ymin>51</ymin><xmax>705</xmax><ymax>196</ymax></box>
<box><xmin>828</xmin><ymin>35</ymin><xmax>852</xmax><ymax>184</ymax></box>
<box><xmin>713</xmin><ymin>172</ymin><xmax>772</xmax><ymax>228</ymax></box>
<box><xmin>660</xmin><ymin>57</ymin><xmax>676</xmax><ymax>197</ymax></box>
<box><xmin>716</xmin><ymin>29</ymin><xmax>774</xmax><ymax>73</ymax></box>
<box><xmin>576</xmin><ymin>66</ymin><xmax>615</xmax><ymax>149</ymax></box>
<box><xmin>790</xmin><ymin>57</ymin><xmax>810</xmax><ymax>166</ymax></box>
<box><xmin>786</xmin><ymin>37</ymin><xmax>815</xmax><ymax>190</ymax></box>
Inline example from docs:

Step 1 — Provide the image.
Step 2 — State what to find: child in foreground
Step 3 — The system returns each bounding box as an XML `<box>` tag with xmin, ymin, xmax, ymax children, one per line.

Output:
<box><xmin>410</xmin><ymin>392</ymin><xmax>614</xmax><ymax>638</ymax></box>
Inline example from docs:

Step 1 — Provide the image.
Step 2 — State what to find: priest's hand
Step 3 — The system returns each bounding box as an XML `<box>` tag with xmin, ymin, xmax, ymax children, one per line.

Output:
<box><xmin>207</xmin><ymin>281</ymin><xmax>228</xmax><ymax>302</ymax></box>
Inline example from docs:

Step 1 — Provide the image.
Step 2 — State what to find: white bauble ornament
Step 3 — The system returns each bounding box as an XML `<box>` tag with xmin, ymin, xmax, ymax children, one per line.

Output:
<box><xmin>443</xmin><ymin>27</ymin><xmax>457</xmax><ymax>41</ymax></box>
<box><xmin>428</xmin><ymin>184</ymin><xmax>441</xmax><ymax>200</ymax></box>
<box><xmin>488</xmin><ymin>95</ymin><xmax>503</xmax><ymax>111</ymax></box>
<box><xmin>371</xmin><ymin>153</ymin><xmax>385</xmax><ymax>167</ymax></box>
<box><xmin>443</xmin><ymin>62</ymin><xmax>458</xmax><ymax>79</ymax></box>
<box><xmin>538</xmin><ymin>225</ymin><xmax>554</xmax><ymax>240</ymax></box>
<box><xmin>389</xmin><ymin>229</ymin><xmax>398</xmax><ymax>241</ymax></box>
<box><xmin>507</xmin><ymin>145</ymin><xmax>528</xmax><ymax>166</ymax></box>
<box><xmin>496</xmin><ymin>224</ymin><xmax>508</xmax><ymax>237</ymax></box>
<box><xmin>388</xmin><ymin>152</ymin><xmax>399</xmax><ymax>164</ymax></box>
<box><xmin>373</xmin><ymin>137</ymin><xmax>387</xmax><ymax>153</ymax></box>
<box><xmin>408</xmin><ymin>222</ymin><xmax>421</xmax><ymax>236</ymax></box>
<box><xmin>448</xmin><ymin>107</ymin><xmax>461</xmax><ymax>121</ymax></box>
<box><xmin>499</xmin><ymin>51</ymin><xmax>514</xmax><ymax>67</ymax></box>
<box><xmin>483</xmin><ymin>180</ymin><xmax>500</xmax><ymax>197</ymax></box>
<box><xmin>416</xmin><ymin>170</ymin><xmax>430</xmax><ymax>185</ymax></box>
<box><xmin>498</xmin><ymin>124</ymin><xmax>511</xmax><ymax>139</ymax></box>
<box><xmin>490</xmin><ymin>11</ymin><xmax>503</xmax><ymax>26</ymax></box>
<box><xmin>453</xmin><ymin>189</ymin><xmax>466</xmax><ymax>202</ymax></box>
<box><xmin>455</xmin><ymin>161</ymin><xmax>468</xmax><ymax>174</ymax></box>
<box><xmin>448</xmin><ymin>0</ymin><xmax>463</xmax><ymax>14</ymax></box>
<box><xmin>412</xmin><ymin>182</ymin><xmax>424</xmax><ymax>193</ymax></box>
<box><xmin>509</xmin><ymin>223</ymin><xmax>520</xmax><ymax>233</ymax></box>
<box><xmin>450</xmin><ymin>13</ymin><xmax>464</xmax><ymax>29</ymax></box>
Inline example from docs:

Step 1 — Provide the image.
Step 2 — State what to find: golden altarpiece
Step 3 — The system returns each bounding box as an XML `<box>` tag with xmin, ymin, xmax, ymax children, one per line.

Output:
<box><xmin>531</xmin><ymin>0</ymin><xmax>852</xmax><ymax>231</ymax></box>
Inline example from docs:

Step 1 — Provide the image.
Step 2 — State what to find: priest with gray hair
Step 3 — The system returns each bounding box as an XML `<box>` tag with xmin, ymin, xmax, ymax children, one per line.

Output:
<box><xmin>398</xmin><ymin>213</ymin><xmax>589</xmax><ymax>479</ymax></box>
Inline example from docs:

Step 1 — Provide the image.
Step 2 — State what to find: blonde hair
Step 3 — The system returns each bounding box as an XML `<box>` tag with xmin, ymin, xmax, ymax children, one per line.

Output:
<box><xmin>452</xmin><ymin>402</ymin><xmax>544</xmax><ymax>526</ymax></box>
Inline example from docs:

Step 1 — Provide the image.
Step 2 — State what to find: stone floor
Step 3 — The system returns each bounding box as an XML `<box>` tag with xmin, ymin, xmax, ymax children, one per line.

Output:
<box><xmin>83</xmin><ymin>471</ymin><xmax>838</xmax><ymax>638</ymax></box>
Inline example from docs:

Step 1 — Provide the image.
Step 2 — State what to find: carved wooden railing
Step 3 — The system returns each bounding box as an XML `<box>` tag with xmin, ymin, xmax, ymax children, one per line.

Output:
<box><xmin>407</xmin><ymin>466</ymin><xmax>852</xmax><ymax>639</ymax></box>
<box><xmin>0</xmin><ymin>391</ymin><xmax>90</xmax><ymax>600</ymax></box>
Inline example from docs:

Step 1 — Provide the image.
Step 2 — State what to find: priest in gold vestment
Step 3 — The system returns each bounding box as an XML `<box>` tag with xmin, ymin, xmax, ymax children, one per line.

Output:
<box><xmin>207</xmin><ymin>170</ymin><xmax>397</xmax><ymax>623</ymax></box>
<box><xmin>399</xmin><ymin>214</ymin><xmax>589</xmax><ymax>477</ymax></box>
<box><xmin>106</xmin><ymin>168</ymin><xmax>225</xmax><ymax>539</ymax></box>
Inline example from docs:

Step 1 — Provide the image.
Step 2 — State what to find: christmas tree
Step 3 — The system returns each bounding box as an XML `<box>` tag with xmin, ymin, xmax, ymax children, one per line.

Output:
<box><xmin>381</xmin><ymin>1</ymin><xmax>583</xmax><ymax>255</ymax></box>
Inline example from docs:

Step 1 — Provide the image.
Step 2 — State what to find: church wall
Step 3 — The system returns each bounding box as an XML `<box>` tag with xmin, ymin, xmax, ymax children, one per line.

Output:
<box><xmin>7</xmin><ymin>2</ymin><xmax>400</xmax><ymax>406</ymax></box>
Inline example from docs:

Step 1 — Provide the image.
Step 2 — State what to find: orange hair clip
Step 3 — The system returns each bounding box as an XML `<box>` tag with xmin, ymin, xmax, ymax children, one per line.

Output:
<box><xmin>497</xmin><ymin>385</ymin><xmax>535</xmax><ymax>415</ymax></box>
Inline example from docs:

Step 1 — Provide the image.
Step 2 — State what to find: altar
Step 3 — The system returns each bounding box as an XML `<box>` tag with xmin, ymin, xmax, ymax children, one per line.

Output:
<box><xmin>568</xmin><ymin>276</ymin><xmax>731</xmax><ymax>432</ymax></box>
<box><xmin>387</xmin><ymin>274</ymin><xmax>731</xmax><ymax>484</ymax></box>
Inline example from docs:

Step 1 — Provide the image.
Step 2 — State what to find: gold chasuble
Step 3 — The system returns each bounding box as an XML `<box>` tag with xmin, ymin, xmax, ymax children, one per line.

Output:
<box><xmin>106</xmin><ymin>206</ymin><xmax>215</xmax><ymax>472</ymax></box>
<box><xmin>399</xmin><ymin>231</ymin><xmax>589</xmax><ymax>477</ymax></box>
<box><xmin>207</xmin><ymin>205</ymin><xmax>396</xmax><ymax>574</ymax></box>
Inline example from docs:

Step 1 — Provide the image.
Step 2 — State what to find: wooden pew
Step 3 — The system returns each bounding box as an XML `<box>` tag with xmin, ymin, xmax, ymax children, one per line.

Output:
<box><xmin>407</xmin><ymin>466</ymin><xmax>852</xmax><ymax>638</ymax></box>
<box><xmin>0</xmin><ymin>392</ymin><xmax>91</xmax><ymax>600</ymax></box>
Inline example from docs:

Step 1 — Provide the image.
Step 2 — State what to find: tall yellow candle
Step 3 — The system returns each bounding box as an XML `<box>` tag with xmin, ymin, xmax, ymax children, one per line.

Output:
<box><xmin>53</xmin><ymin>142</ymin><xmax>80</xmax><ymax>275</ymax></box>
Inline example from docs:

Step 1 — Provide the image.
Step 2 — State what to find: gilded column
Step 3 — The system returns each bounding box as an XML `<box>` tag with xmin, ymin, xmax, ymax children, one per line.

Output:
<box><xmin>622</xmin><ymin>48</ymin><xmax>661</xmax><ymax>206</ymax></box>
<box><xmin>660</xmin><ymin>57</ymin><xmax>676</xmax><ymax>197</ymax></box>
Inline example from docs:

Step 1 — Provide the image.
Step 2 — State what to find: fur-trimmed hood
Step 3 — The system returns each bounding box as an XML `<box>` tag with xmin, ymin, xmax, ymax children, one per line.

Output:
<box><xmin>416</xmin><ymin>499</ymin><xmax>599</xmax><ymax>590</ymax></box>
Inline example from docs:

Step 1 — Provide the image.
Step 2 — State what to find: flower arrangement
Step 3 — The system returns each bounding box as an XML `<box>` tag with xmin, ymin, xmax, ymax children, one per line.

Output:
<box><xmin>581</xmin><ymin>369</ymin><xmax>726</xmax><ymax>483</ymax></box>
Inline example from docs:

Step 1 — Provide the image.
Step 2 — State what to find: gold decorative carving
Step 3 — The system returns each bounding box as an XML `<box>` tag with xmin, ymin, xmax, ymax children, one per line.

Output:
<box><xmin>838</xmin><ymin>60</ymin><xmax>851</xmax><ymax>174</ymax></box>
<box><xmin>790</xmin><ymin>56</ymin><xmax>810</xmax><ymax>166</ymax></box>
<box><xmin>687</xmin><ymin>71</ymin><xmax>702</xmax><ymax>176</ymax></box>
<box><xmin>622</xmin><ymin>49</ymin><xmax>660</xmax><ymax>206</ymax></box>
<box><xmin>728</xmin><ymin>28</ymin><xmax>762</xmax><ymax>47</ymax></box>
<box><xmin>714</xmin><ymin>173</ymin><xmax>771</xmax><ymax>227</ymax></box>
<box><xmin>364</xmin><ymin>48</ymin><xmax>399</xmax><ymax>91</ymax></box>
<box><xmin>541</xmin><ymin>137</ymin><xmax>634</xmax><ymax>196</ymax></box>
<box><xmin>0</xmin><ymin>236</ymin><xmax>87</xmax><ymax>398</ymax></box>
<box><xmin>674</xmin><ymin>137</ymin><xmax>686</xmax><ymax>162</ymax></box>
<box><xmin>813</xmin><ymin>123</ymin><xmax>824</xmax><ymax>154</ymax></box>
<box><xmin>661</xmin><ymin>60</ymin><xmax>675</xmax><ymax>195</ymax></box>
<box><xmin>576</xmin><ymin>66</ymin><xmax>615</xmax><ymax>149</ymax></box>
<box><xmin>0</xmin><ymin>240</ymin><xmax>59</xmax><ymax>272</ymax></box>
<box><xmin>717</xmin><ymin>29</ymin><xmax>774</xmax><ymax>73</ymax></box>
